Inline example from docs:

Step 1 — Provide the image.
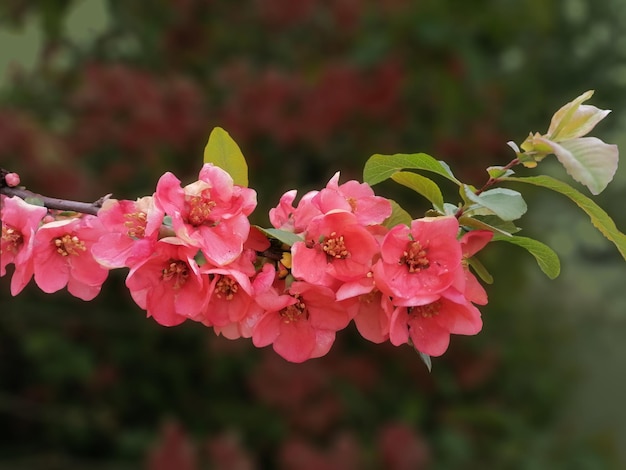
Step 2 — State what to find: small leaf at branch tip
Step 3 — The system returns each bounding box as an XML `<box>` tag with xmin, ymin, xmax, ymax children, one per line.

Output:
<box><xmin>204</xmin><ymin>127</ymin><xmax>249</xmax><ymax>187</ymax></box>
<box><xmin>506</xmin><ymin>141</ymin><xmax>521</xmax><ymax>154</ymax></box>
<box><xmin>487</xmin><ymin>166</ymin><xmax>515</xmax><ymax>179</ymax></box>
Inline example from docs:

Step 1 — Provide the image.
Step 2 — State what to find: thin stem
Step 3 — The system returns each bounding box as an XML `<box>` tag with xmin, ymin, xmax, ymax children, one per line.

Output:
<box><xmin>475</xmin><ymin>157</ymin><xmax>520</xmax><ymax>196</ymax></box>
<box><xmin>0</xmin><ymin>186</ymin><xmax>109</xmax><ymax>216</ymax></box>
<box><xmin>454</xmin><ymin>157</ymin><xmax>521</xmax><ymax>219</ymax></box>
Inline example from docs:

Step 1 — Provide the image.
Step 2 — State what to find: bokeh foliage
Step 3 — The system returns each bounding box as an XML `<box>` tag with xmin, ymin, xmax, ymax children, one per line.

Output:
<box><xmin>1</xmin><ymin>0</ymin><xmax>625</xmax><ymax>468</ymax></box>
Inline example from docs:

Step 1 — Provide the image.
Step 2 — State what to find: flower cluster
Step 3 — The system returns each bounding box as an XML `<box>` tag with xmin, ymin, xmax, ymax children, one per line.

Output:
<box><xmin>1</xmin><ymin>165</ymin><xmax>491</xmax><ymax>363</ymax></box>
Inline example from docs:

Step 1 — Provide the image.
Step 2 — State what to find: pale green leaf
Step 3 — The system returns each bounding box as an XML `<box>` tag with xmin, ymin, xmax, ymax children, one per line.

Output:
<box><xmin>363</xmin><ymin>153</ymin><xmax>460</xmax><ymax>186</ymax></box>
<box><xmin>487</xmin><ymin>166</ymin><xmax>514</xmax><ymax>179</ymax></box>
<box><xmin>533</xmin><ymin>136</ymin><xmax>618</xmax><ymax>195</ymax></box>
<box><xmin>418</xmin><ymin>351</ymin><xmax>432</xmax><ymax>372</ymax></box>
<box><xmin>204</xmin><ymin>127</ymin><xmax>249</xmax><ymax>187</ymax></box>
<box><xmin>463</xmin><ymin>186</ymin><xmax>527</xmax><ymax>221</ymax></box>
<box><xmin>503</xmin><ymin>175</ymin><xmax>626</xmax><ymax>261</ymax></box>
<box><xmin>383</xmin><ymin>199</ymin><xmax>413</xmax><ymax>228</ymax></box>
<box><xmin>391</xmin><ymin>171</ymin><xmax>445</xmax><ymax>211</ymax></box>
<box><xmin>492</xmin><ymin>234</ymin><xmax>561</xmax><ymax>279</ymax></box>
<box><xmin>547</xmin><ymin>90</ymin><xmax>612</xmax><ymax>141</ymax></box>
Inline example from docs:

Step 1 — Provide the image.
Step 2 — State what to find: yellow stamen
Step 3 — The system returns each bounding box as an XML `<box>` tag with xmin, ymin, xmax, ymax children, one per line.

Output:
<box><xmin>322</xmin><ymin>232</ymin><xmax>350</xmax><ymax>259</ymax></box>
<box><xmin>124</xmin><ymin>211</ymin><xmax>147</xmax><ymax>238</ymax></box>
<box><xmin>1</xmin><ymin>225</ymin><xmax>23</xmax><ymax>254</ymax></box>
<box><xmin>186</xmin><ymin>195</ymin><xmax>216</xmax><ymax>226</ymax></box>
<box><xmin>410</xmin><ymin>301</ymin><xmax>441</xmax><ymax>318</ymax></box>
<box><xmin>161</xmin><ymin>260</ymin><xmax>189</xmax><ymax>289</ymax></box>
<box><xmin>280</xmin><ymin>296</ymin><xmax>308</xmax><ymax>323</ymax></box>
<box><xmin>401</xmin><ymin>240</ymin><xmax>430</xmax><ymax>273</ymax></box>
<box><xmin>214</xmin><ymin>276</ymin><xmax>239</xmax><ymax>300</ymax></box>
<box><xmin>53</xmin><ymin>234</ymin><xmax>86</xmax><ymax>257</ymax></box>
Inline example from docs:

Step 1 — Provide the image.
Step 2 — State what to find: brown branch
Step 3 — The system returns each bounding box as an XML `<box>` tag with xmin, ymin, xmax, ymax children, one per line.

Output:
<box><xmin>1</xmin><ymin>169</ymin><xmax>111</xmax><ymax>216</ymax></box>
<box><xmin>1</xmin><ymin>168</ymin><xmax>288</xmax><ymax>260</ymax></box>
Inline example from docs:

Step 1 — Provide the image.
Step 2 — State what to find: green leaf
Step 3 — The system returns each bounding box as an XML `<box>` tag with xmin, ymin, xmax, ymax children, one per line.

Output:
<box><xmin>204</xmin><ymin>127</ymin><xmax>249</xmax><ymax>187</ymax></box>
<box><xmin>468</xmin><ymin>256</ymin><xmax>493</xmax><ymax>284</ymax></box>
<box><xmin>383</xmin><ymin>200</ymin><xmax>413</xmax><ymax>228</ymax></box>
<box><xmin>463</xmin><ymin>186</ymin><xmax>527</xmax><ymax>221</ymax></box>
<box><xmin>256</xmin><ymin>227</ymin><xmax>303</xmax><ymax>247</ymax></box>
<box><xmin>459</xmin><ymin>215</ymin><xmax>520</xmax><ymax>236</ymax></box>
<box><xmin>363</xmin><ymin>153</ymin><xmax>460</xmax><ymax>186</ymax></box>
<box><xmin>390</xmin><ymin>171</ymin><xmax>445</xmax><ymax>211</ymax></box>
<box><xmin>492</xmin><ymin>234</ymin><xmax>561</xmax><ymax>279</ymax></box>
<box><xmin>502</xmin><ymin>175</ymin><xmax>626</xmax><ymax>261</ymax></box>
<box><xmin>487</xmin><ymin>166</ymin><xmax>514</xmax><ymax>179</ymax></box>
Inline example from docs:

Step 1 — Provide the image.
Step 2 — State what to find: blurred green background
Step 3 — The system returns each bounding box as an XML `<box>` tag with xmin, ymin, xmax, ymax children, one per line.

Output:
<box><xmin>1</xmin><ymin>0</ymin><xmax>626</xmax><ymax>468</ymax></box>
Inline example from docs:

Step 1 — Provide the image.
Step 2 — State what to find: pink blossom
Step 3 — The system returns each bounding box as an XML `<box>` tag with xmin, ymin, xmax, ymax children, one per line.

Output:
<box><xmin>455</xmin><ymin>230</ymin><xmax>493</xmax><ymax>305</ymax></box>
<box><xmin>125</xmin><ymin>238</ymin><xmax>209</xmax><ymax>326</ymax></box>
<box><xmin>199</xmin><ymin>252</ymin><xmax>263</xmax><ymax>339</ymax></box>
<box><xmin>353</xmin><ymin>289</ymin><xmax>393</xmax><ymax>344</ymax></box>
<box><xmin>32</xmin><ymin>215</ymin><xmax>109</xmax><ymax>301</ymax></box>
<box><xmin>389</xmin><ymin>288</ymin><xmax>483</xmax><ymax>356</ymax></box>
<box><xmin>373</xmin><ymin>216</ymin><xmax>462</xmax><ymax>303</ymax></box>
<box><xmin>314</xmin><ymin>172</ymin><xmax>392</xmax><ymax>225</ymax></box>
<box><xmin>335</xmin><ymin>275</ymin><xmax>391</xmax><ymax>344</ymax></box>
<box><xmin>291</xmin><ymin>210</ymin><xmax>379</xmax><ymax>286</ymax></box>
<box><xmin>0</xmin><ymin>196</ymin><xmax>47</xmax><ymax>295</ymax></box>
<box><xmin>269</xmin><ymin>189</ymin><xmax>321</xmax><ymax>234</ymax></box>
<box><xmin>5</xmin><ymin>172</ymin><xmax>21</xmax><ymax>187</ymax></box>
<box><xmin>92</xmin><ymin>196</ymin><xmax>164</xmax><ymax>268</ymax></box>
<box><xmin>154</xmin><ymin>163</ymin><xmax>257</xmax><ymax>266</ymax></box>
<box><xmin>252</xmin><ymin>271</ymin><xmax>357</xmax><ymax>362</ymax></box>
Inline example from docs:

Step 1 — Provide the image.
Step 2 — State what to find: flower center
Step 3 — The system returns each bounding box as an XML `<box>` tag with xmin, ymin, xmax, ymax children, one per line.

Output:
<box><xmin>347</xmin><ymin>197</ymin><xmax>358</xmax><ymax>212</ymax></box>
<box><xmin>279</xmin><ymin>296</ymin><xmax>308</xmax><ymax>324</ymax></box>
<box><xmin>1</xmin><ymin>225</ymin><xmax>23</xmax><ymax>254</ymax></box>
<box><xmin>161</xmin><ymin>260</ymin><xmax>189</xmax><ymax>289</ymax></box>
<box><xmin>54</xmin><ymin>234</ymin><xmax>86</xmax><ymax>257</ymax></box>
<box><xmin>401</xmin><ymin>240</ymin><xmax>430</xmax><ymax>272</ymax></box>
<box><xmin>186</xmin><ymin>194</ymin><xmax>216</xmax><ymax>227</ymax></box>
<box><xmin>322</xmin><ymin>232</ymin><xmax>350</xmax><ymax>259</ymax></box>
<box><xmin>214</xmin><ymin>276</ymin><xmax>239</xmax><ymax>300</ymax></box>
<box><xmin>410</xmin><ymin>301</ymin><xmax>441</xmax><ymax>318</ymax></box>
<box><xmin>124</xmin><ymin>211</ymin><xmax>147</xmax><ymax>238</ymax></box>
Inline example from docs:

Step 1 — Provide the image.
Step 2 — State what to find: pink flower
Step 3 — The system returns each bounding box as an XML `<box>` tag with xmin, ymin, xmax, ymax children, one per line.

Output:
<box><xmin>313</xmin><ymin>172</ymin><xmax>392</xmax><ymax>225</ymax></box>
<box><xmin>154</xmin><ymin>163</ymin><xmax>257</xmax><ymax>266</ymax></box>
<box><xmin>269</xmin><ymin>189</ymin><xmax>321</xmax><ymax>234</ymax></box>
<box><xmin>353</xmin><ymin>289</ymin><xmax>393</xmax><ymax>344</ymax></box>
<box><xmin>1</xmin><ymin>196</ymin><xmax>47</xmax><ymax>295</ymax></box>
<box><xmin>199</xmin><ymin>251</ymin><xmax>262</xmax><ymax>339</ymax></box>
<box><xmin>252</xmin><ymin>271</ymin><xmax>357</xmax><ymax>362</ymax></box>
<box><xmin>4</xmin><ymin>172</ymin><xmax>21</xmax><ymax>187</ymax></box>
<box><xmin>32</xmin><ymin>215</ymin><xmax>109</xmax><ymax>301</ymax></box>
<box><xmin>335</xmin><ymin>275</ymin><xmax>391</xmax><ymax>344</ymax></box>
<box><xmin>291</xmin><ymin>210</ymin><xmax>379</xmax><ymax>287</ymax></box>
<box><xmin>455</xmin><ymin>230</ymin><xmax>493</xmax><ymax>305</ymax></box>
<box><xmin>125</xmin><ymin>238</ymin><xmax>210</xmax><ymax>326</ymax></box>
<box><xmin>92</xmin><ymin>196</ymin><xmax>164</xmax><ymax>268</ymax></box>
<box><xmin>373</xmin><ymin>216</ymin><xmax>462</xmax><ymax>303</ymax></box>
<box><xmin>389</xmin><ymin>288</ymin><xmax>483</xmax><ymax>356</ymax></box>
